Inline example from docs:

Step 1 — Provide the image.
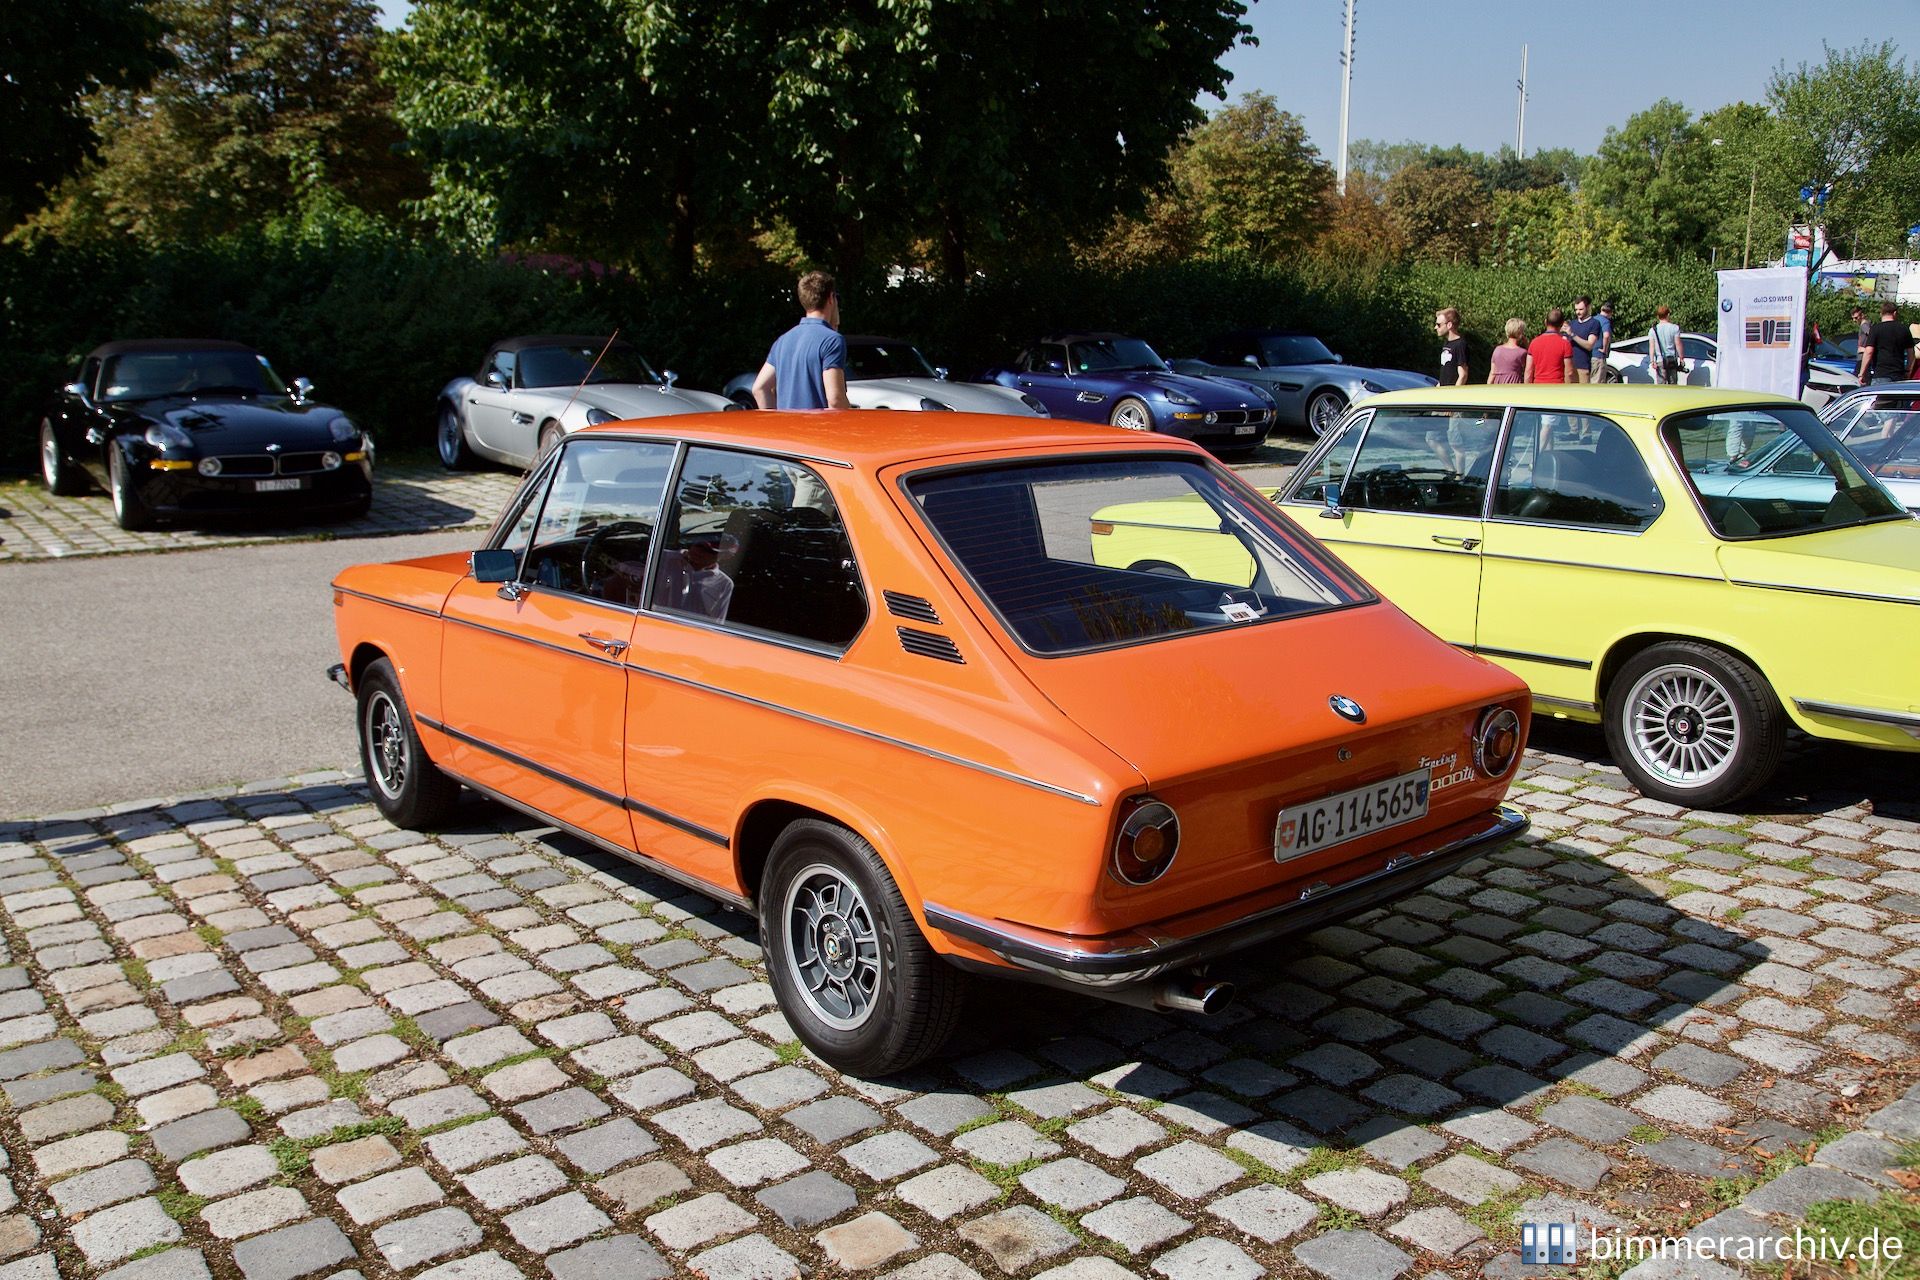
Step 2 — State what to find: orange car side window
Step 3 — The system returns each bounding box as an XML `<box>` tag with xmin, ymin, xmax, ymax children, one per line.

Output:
<box><xmin>657</xmin><ymin>447</ymin><xmax>868</xmax><ymax>648</ymax></box>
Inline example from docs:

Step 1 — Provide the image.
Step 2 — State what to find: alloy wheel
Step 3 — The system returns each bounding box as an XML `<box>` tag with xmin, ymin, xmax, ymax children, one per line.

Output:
<box><xmin>365</xmin><ymin>690</ymin><xmax>409</xmax><ymax>799</ymax></box>
<box><xmin>1624</xmin><ymin>663</ymin><xmax>1740</xmax><ymax>790</ymax></box>
<box><xmin>438</xmin><ymin>409</ymin><xmax>461</xmax><ymax>467</ymax></box>
<box><xmin>781</xmin><ymin>863</ymin><xmax>881</xmax><ymax>1030</ymax></box>
<box><xmin>1111</xmin><ymin>401</ymin><xmax>1151</xmax><ymax>431</ymax></box>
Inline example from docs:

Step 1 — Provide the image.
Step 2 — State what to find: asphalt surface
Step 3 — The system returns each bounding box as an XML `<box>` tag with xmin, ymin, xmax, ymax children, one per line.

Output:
<box><xmin>0</xmin><ymin>529</ymin><xmax>482</xmax><ymax>818</ymax></box>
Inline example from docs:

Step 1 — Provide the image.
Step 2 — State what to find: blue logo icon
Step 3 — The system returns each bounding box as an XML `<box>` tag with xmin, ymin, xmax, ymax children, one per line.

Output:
<box><xmin>1520</xmin><ymin>1221</ymin><xmax>1577</xmax><ymax>1265</ymax></box>
<box><xmin>1721</xmin><ymin>298</ymin><xmax>1735</xmax><ymax>312</ymax></box>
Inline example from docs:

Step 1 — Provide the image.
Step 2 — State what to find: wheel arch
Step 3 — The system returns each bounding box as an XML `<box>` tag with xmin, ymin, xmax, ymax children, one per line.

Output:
<box><xmin>733</xmin><ymin>792</ymin><xmax>924</xmax><ymax>919</ymax></box>
<box><xmin>1595</xmin><ymin>630</ymin><xmax>1774</xmax><ymax>712</ymax></box>
<box><xmin>347</xmin><ymin>641</ymin><xmax>391</xmax><ymax>693</ymax></box>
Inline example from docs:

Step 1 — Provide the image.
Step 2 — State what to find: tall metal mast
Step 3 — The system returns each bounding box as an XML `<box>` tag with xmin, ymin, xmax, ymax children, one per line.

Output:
<box><xmin>1515</xmin><ymin>44</ymin><xmax>1528</xmax><ymax>158</ymax></box>
<box><xmin>1337</xmin><ymin>0</ymin><xmax>1355</xmax><ymax>194</ymax></box>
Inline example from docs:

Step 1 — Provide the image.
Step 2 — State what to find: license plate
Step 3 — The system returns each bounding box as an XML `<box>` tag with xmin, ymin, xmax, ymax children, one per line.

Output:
<box><xmin>255</xmin><ymin>478</ymin><xmax>303</xmax><ymax>492</ymax></box>
<box><xmin>1235</xmin><ymin>424</ymin><xmax>1259</xmax><ymax>435</ymax></box>
<box><xmin>1275</xmin><ymin>768</ymin><xmax>1429</xmax><ymax>861</ymax></box>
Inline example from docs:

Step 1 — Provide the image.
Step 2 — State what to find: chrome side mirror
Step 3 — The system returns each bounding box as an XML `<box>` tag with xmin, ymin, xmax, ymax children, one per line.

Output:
<box><xmin>661</xmin><ymin>369</ymin><xmax>679</xmax><ymax>387</ymax></box>
<box><xmin>1242</xmin><ymin>354</ymin><xmax>1260</xmax><ymax>368</ymax></box>
<box><xmin>291</xmin><ymin>377</ymin><xmax>314</xmax><ymax>402</ymax></box>
<box><xmin>934</xmin><ymin>366</ymin><xmax>950</xmax><ymax>381</ymax></box>
<box><xmin>64</xmin><ymin>381</ymin><xmax>90</xmax><ymax>400</ymax></box>
<box><xmin>470</xmin><ymin>548</ymin><xmax>518</xmax><ymax>583</ymax></box>
<box><xmin>483</xmin><ymin>370</ymin><xmax>507</xmax><ymax>390</ymax></box>
<box><xmin>1320</xmin><ymin>483</ymin><xmax>1345</xmax><ymax>519</ymax></box>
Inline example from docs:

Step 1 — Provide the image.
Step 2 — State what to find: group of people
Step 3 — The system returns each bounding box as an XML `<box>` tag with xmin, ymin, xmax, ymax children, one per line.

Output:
<box><xmin>1436</xmin><ymin>297</ymin><xmax>1649</xmax><ymax>386</ymax></box>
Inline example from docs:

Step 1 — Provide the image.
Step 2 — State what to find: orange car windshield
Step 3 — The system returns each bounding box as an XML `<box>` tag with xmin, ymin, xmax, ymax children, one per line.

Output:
<box><xmin>909</xmin><ymin>456</ymin><xmax>1364</xmax><ymax>655</ymax></box>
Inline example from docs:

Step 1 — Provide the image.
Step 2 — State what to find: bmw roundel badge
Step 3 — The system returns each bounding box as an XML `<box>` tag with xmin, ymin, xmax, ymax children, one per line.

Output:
<box><xmin>1329</xmin><ymin>695</ymin><xmax>1366</xmax><ymax>724</ymax></box>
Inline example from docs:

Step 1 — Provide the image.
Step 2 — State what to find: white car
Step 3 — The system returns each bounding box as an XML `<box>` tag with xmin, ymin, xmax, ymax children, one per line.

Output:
<box><xmin>1607</xmin><ymin>332</ymin><xmax>1859</xmax><ymax>394</ymax></box>
<box><xmin>724</xmin><ymin>336</ymin><xmax>1048</xmax><ymax>416</ymax></box>
<box><xmin>1819</xmin><ymin>382</ymin><xmax>1920</xmax><ymax>512</ymax></box>
<box><xmin>439</xmin><ymin>335</ymin><xmax>736</xmax><ymax>470</ymax></box>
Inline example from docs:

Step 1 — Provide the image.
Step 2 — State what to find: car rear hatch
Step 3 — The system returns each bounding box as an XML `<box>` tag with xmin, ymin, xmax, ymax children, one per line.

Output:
<box><xmin>1011</xmin><ymin>602</ymin><xmax>1529</xmax><ymax>927</ymax></box>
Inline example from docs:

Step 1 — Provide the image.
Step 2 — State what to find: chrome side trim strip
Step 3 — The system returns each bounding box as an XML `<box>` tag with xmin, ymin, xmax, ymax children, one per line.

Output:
<box><xmin>623</xmin><ymin>662</ymin><xmax>1103</xmax><ymax>806</ymax></box>
<box><xmin>925</xmin><ymin>805</ymin><xmax>1529</xmax><ymax>977</ymax></box>
<box><xmin>443</xmin><ymin>614</ymin><xmax>626</xmax><ymax>669</ymax></box>
<box><xmin>1793</xmin><ymin>699</ymin><xmax>1920</xmax><ymax>730</ymax></box>
<box><xmin>1531</xmin><ymin>694</ymin><xmax>1599</xmax><ymax>716</ymax></box>
<box><xmin>1471</xmin><ymin>645</ymin><xmax>1592</xmax><ymax>671</ymax></box>
<box><xmin>1729</xmin><ymin>579</ymin><xmax>1920</xmax><ymax>608</ymax></box>
<box><xmin>1479</xmin><ymin>552</ymin><xmax>1720</xmax><ymax>582</ymax></box>
<box><xmin>332</xmin><ymin>587</ymin><xmax>441</xmax><ymax>618</ymax></box>
<box><xmin>1316</xmin><ymin>537</ymin><xmax>1471</xmax><ymax>557</ymax></box>
<box><xmin>418</xmin><ymin>715</ymin><xmax>730</xmax><ymax>847</ymax></box>
<box><xmin>435</xmin><ymin>765</ymin><xmax>750</xmax><ymax>911</ymax></box>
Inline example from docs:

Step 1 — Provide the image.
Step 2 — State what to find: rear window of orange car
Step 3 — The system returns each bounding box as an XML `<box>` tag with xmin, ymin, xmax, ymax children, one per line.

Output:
<box><xmin>908</xmin><ymin>456</ymin><xmax>1367</xmax><ymax>655</ymax></box>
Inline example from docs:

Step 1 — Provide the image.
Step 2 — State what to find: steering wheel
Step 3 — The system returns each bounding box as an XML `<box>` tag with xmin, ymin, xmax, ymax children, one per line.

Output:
<box><xmin>1356</xmin><ymin>468</ymin><xmax>1422</xmax><ymax>511</ymax></box>
<box><xmin>580</xmin><ymin>520</ymin><xmax>653</xmax><ymax>592</ymax></box>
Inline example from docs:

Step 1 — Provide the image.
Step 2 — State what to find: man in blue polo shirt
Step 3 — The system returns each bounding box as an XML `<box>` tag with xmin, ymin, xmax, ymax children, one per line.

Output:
<box><xmin>752</xmin><ymin>271</ymin><xmax>852</xmax><ymax>410</ymax></box>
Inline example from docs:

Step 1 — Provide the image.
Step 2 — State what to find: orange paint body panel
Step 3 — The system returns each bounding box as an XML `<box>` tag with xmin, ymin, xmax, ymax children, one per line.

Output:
<box><xmin>331</xmin><ymin>411</ymin><xmax>1530</xmax><ymax>991</ymax></box>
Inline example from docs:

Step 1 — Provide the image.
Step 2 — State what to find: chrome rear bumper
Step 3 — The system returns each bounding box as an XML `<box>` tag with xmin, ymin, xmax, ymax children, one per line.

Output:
<box><xmin>925</xmin><ymin>804</ymin><xmax>1528</xmax><ymax>985</ymax></box>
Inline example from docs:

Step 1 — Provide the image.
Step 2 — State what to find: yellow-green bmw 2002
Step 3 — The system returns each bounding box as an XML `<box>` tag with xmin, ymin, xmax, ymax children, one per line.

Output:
<box><xmin>1090</xmin><ymin>385</ymin><xmax>1920</xmax><ymax>809</ymax></box>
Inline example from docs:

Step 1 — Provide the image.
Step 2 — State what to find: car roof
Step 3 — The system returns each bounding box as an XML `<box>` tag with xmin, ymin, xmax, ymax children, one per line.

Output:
<box><xmin>1033</xmin><ymin>332</ymin><xmax>1133</xmax><ymax>344</ymax></box>
<box><xmin>1836</xmin><ymin>380</ymin><xmax>1920</xmax><ymax>398</ymax></box>
<box><xmin>1358</xmin><ymin>384</ymin><xmax>1807</xmax><ymax>420</ymax></box>
<box><xmin>1215</xmin><ymin>329</ymin><xmax>1316</xmax><ymax>341</ymax></box>
<box><xmin>489</xmin><ymin>334</ymin><xmax>634</xmax><ymax>355</ymax></box>
<box><xmin>576</xmin><ymin>409</ymin><xmax>1187</xmax><ymax>469</ymax></box>
<box><xmin>86</xmin><ymin>339</ymin><xmax>260</xmax><ymax>359</ymax></box>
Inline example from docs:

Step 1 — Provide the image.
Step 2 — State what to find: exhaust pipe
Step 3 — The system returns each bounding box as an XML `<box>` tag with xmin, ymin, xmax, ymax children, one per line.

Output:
<box><xmin>1080</xmin><ymin>972</ymin><xmax>1235</xmax><ymax>1016</ymax></box>
<box><xmin>1156</xmin><ymin>977</ymin><xmax>1235</xmax><ymax>1015</ymax></box>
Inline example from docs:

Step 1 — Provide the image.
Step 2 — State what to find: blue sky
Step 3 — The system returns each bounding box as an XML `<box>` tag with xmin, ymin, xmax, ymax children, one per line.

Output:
<box><xmin>373</xmin><ymin>0</ymin><xmax>1902</xmax><ymax>158</ymax></box>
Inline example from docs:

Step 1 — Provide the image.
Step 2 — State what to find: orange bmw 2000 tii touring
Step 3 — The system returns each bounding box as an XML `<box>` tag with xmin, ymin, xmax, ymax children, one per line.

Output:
<box><xmin>328</xmin><ymin>412</ymin><xmax>1531</xmax><ymax>1075</ymax></box>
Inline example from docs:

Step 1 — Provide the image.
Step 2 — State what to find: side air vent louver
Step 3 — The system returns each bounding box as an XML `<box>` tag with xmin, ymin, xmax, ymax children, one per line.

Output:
<box><xmin>883</xmin><ymin>591</ymin><xmax>941</xmax><ymax>624</ymax></box>
<box><xmin>897</xmin><ymin>627</ymin><xmax>964</xmax><ymax>664</ymax></box>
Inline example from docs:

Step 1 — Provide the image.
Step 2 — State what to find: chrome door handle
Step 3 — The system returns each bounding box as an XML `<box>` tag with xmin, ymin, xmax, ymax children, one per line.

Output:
<box><xmin>1431</xmin><ymin>535</ymin><xmax>1481</xmax><ymax>550</ymax></box>
<box><xmin>512</xmin><ymin>412</ymin><xmax>533</xmax><ymax>424</ymax></box>
<box><xmin>580</xmin><ymin>634</ymin><xmax>630</xmax><ymax>656</ymax></box>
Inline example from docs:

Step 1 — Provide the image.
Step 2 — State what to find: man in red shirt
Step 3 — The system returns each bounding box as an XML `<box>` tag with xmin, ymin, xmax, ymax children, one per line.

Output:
<box><xmin>1525</xmin><ymin>308</ymin><xmax>1575</xmax><ymax>383</ymax></box>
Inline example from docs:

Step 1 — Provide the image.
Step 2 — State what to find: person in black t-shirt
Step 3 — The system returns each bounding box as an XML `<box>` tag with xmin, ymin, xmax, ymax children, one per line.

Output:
<box><xmin>1435</xmin><ymin>307</ymin><xmax>1468</xmax><ymax>386</ymax></box>
<box><xmin>1860</xmin><ymin>303</ymin><xmax>1916</xmax><ymax>385</ymax></box>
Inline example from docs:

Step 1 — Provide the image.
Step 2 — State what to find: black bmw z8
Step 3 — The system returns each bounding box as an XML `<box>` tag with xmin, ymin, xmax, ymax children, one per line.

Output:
<box><xmin>37</xmin><ymin>340</ymin><xmax>374</xmax><ymax>530</ymax></box>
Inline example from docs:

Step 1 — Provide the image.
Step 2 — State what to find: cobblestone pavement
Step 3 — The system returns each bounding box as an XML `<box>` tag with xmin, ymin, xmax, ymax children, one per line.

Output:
<box><xmin>0</xmin><ymin>732</ymin><xmax>1914</xmax><ymax>1280</ymax></box>
<box><xmin>0</xmin><ymin>463</ymin><xmax>519</xmax><ymax>562</ymax></box>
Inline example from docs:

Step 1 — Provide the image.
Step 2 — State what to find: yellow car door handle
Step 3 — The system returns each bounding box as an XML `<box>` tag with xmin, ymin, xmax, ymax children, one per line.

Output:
<box><xmin>1431</xmin><ymin>535</ymin><xmax>1481</xmax><ymax>550</ymax></box>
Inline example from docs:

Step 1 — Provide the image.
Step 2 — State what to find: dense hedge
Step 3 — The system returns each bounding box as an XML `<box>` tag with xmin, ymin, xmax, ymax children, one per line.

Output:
<box><xmin>2</xmin><ymin>235</ymin><xmax>1903</xmax><ymax>473</ymax></box>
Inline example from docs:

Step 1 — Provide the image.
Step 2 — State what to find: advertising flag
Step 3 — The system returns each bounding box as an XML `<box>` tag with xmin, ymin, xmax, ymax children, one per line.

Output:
<box><xmin>1716</xmin><ymin>268</ymin><xmax>1806</xmax><ymax>397</ymax></box>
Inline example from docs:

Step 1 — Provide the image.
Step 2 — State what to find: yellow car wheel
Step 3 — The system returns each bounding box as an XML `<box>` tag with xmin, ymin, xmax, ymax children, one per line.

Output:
<box><xmin>1604</xmin><ymin>642</ymin><xmax>1784</xmax><ymax>809</ymax></box>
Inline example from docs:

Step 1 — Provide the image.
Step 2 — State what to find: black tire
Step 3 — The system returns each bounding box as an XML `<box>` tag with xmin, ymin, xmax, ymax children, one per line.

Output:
<box><xmin>40</xmin><ymin>419</ymin><xmax>85</xmax><ymax>495</ymax></box>
<box><xmin>1306</xmin><ymin>389</ymin><xmax>1347</xmax><ymax>438</ymax></box>
<box><xmin>1108</xmin><ymin>397</ymin><xmax>1153</xmax><ymax>432</ymax></box>
<box><xmin>438</xmin><ymin>403</ymin><xmax>478</xmax><ymax>471</ymax></box>
<box><xmin>729</xmin><ymin>391</ymin><xmax>758</xmax><ymax>410</ymax></box>
<box><xmin>357</xmin><ymin>658</ymin><xmax>462</xmax><ymax>828</ymax></box>
<box><xmin>760</xmin><ymin>819</ymin><xmax>964</xmax><ymax>1076</ymax></box>
<box><xmin>536</xmin><ymin>421</ymin><xmax>562</xmax><ymax>462</ymax></box>
<box><xmin>108</xmin><ymin>446</ymin><xmax>156</xmax><ymax>531</ymax></box>
<box><xmin>1603</xmin><ymin>641</ymin><xmax>1784</xmax><ymax>809</ymax></box>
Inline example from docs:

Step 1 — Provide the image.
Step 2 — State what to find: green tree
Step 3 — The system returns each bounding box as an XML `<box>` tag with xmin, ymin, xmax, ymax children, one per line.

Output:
<box><xmin>38</xmin><ymin>0</ymin><xmax>417</xmax><ymax>243</ymax></box>
<box><xmin>0</xmin><ymin>0</ymin><xmax>167</xmax><ymax>232</ymax></box>
<box><xmin>1757</xmin><ymin>42</ymin><xmax>1920</xmax><ymax>263</ymax></box>
<box><xmin>1385</xmin><ymin>163</ymin><xmax>1491</xmax><ymax>264</ymax></box>
<box><xmin>1088</xmin><ymin>93</ymin><xmax>1332</xmax><ymax>264</ymax></box>
<box><xmin>1580</xmin><ymin>98</ymin><xmax>1717</xmax><ymax>258</ymax></box>
<box><xmin>389</xmin><ymin>0</ymin><xmax>1252</xmax><ymax>283</ymax></box>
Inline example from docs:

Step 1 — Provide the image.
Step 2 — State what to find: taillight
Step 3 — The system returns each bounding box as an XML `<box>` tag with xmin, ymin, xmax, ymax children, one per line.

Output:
<box><xmin>1111</xmin><ymin>799</ymin><xmax>1180</xmax><ymax>885</ymax></box>
<box><xmin>1475</xmin><ymin>706</ymin><xmax>1522</xmax><ymax>777</ymax></box>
